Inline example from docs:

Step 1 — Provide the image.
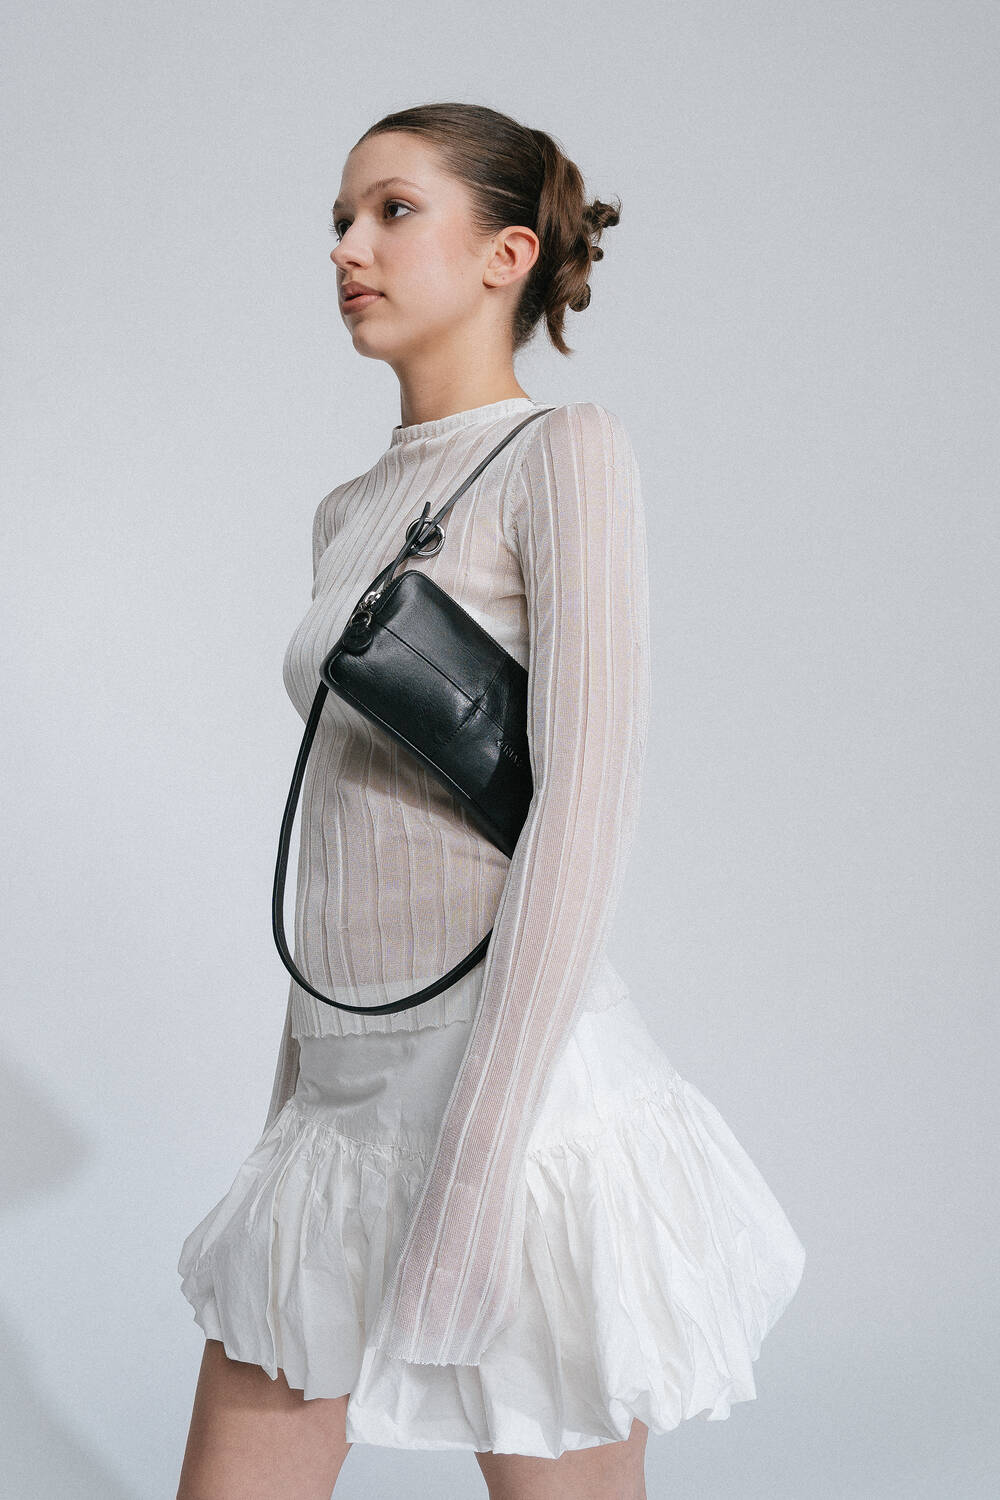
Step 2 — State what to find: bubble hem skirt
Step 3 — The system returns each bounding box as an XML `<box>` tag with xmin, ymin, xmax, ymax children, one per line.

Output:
<box><xmin>177</xmin><ymin>983</ymin><xmax>806</xmax><ymax>1458</ymax></box>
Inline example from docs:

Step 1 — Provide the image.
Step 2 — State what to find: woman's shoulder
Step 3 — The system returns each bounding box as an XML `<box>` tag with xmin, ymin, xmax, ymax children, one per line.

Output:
<box><xmin>519</xmin><ymin>400</ymin><xmax>640</xmax><ymax>482</ymax></box>
<box><xmin>529</xmin><ymin>399</ymin><xmax>636</xmax><ymax>453</ymax></box>
<box><xmin>506</xmin><ymin>401</ymin><xmax>643</xmax><ymax>541</ymax></box>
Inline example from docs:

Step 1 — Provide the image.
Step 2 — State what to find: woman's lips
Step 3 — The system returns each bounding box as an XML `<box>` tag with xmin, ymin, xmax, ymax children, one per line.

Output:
<box><xmin>342</xmin><ymin>292</ymin><xmax>383</xmax><ymax>314</ymax></box>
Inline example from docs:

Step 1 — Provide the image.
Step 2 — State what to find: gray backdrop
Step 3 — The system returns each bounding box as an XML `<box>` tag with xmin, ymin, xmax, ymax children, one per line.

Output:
<box><xmin>2</xmin><ymin>1</ymin><xmax>996</xmax><ymax>1496</ymax></box>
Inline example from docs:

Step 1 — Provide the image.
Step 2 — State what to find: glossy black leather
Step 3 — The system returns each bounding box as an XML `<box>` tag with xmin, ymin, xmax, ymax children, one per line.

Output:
<box><xmin>272</xmin><ymin>406</ymin><xmax>554</xmax><ymax>1014</ymax></box>
<box><xmin>325</xmin><ymin>570</ymin><xmax>532</xmax><ymax>856</ymax></box>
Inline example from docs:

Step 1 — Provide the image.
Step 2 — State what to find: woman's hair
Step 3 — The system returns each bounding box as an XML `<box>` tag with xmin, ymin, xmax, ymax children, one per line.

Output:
<box><xmin>352</xmin><ymin>102</ymin><xmax>621</xmax><ymax>356</ymax></box>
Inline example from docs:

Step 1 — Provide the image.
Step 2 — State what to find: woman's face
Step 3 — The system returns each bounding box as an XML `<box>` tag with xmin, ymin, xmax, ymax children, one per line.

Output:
<box><xmin>329</xmin><ymin>133</ymin><xmax>530</xmax><ymax>364</ymax></box>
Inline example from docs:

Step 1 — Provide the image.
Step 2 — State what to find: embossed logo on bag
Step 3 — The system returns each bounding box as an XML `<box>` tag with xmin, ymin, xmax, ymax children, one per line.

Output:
<box><xmin>498</xmin><ymin>739</ymin><xmax>527</xmax><ymax>768</ymax></box>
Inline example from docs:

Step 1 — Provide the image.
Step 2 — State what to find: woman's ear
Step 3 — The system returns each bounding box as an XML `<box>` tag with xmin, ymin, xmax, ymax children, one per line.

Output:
<box><xmin>484</xmin><ymin>226</ymin><xmax>539</xmax><ymax>289</ymax></box>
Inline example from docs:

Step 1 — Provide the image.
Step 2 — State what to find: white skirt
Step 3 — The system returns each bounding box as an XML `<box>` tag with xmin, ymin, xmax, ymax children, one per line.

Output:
<box><xmin>177</xmin><ymin>964</ymin><xmax>806</xmax><ymax>1457</ymax></box>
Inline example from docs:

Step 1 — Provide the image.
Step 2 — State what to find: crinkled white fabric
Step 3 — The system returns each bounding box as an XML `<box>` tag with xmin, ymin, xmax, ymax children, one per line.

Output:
<box><xmin>177</xmin><ymin>962</ymin><xmax>806</xmax><ymax>1457</ymax></box>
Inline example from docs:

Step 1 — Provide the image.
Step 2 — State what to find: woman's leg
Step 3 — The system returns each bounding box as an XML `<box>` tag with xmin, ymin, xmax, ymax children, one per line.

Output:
<box><xmin>474</xmin><ymin>1417</ymin><xmax>649</xmax><ymax>1500</ymax></box>
<box><xmin>176</xmin><ymin>1338</ymin><xmax>353</xmax><ymax>1500</ymax></box>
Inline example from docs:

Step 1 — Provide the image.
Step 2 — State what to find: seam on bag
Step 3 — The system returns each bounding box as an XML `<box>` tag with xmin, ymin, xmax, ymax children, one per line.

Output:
<box><xmin>380</xmin><ymin>621</ymin><xmax>514</xmax><ymax>738</ymax></box>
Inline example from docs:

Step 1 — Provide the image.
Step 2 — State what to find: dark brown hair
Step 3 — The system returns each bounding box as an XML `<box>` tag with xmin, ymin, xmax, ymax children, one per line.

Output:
<box><xmin>352</xmin><ymin>102</ymin><xmax>621</xmax><ymax>356</ymax></box>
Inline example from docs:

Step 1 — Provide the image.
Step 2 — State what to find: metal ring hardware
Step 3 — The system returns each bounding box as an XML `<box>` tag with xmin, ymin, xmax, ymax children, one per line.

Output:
<box><xmin>405</xmin><ymin>516</ymin><xmax>445</xmax><ymax>555</ymax></box>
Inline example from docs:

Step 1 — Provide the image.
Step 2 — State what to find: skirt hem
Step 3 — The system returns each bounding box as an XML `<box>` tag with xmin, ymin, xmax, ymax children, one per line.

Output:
<box><xmin>181</xmin><ymin>1313</ymin><xmax>760</xmax><ymax>1454</ymax></box>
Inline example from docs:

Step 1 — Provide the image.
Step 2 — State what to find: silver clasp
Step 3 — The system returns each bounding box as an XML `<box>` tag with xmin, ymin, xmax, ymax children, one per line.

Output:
<box><xmin>405</xmin><ymin>502</ymin><xmax>445</xmax><ymax>556</ymax></box>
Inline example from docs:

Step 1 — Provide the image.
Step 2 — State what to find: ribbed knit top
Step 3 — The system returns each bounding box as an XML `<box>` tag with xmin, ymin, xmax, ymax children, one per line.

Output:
<box><xmin>265</xmin><ymin>395</ymin><xmax>651</xmax><ymax>1365</ymax></box>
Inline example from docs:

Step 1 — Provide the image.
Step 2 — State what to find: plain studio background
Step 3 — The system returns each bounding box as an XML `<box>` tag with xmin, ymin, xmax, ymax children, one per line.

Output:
<box><xmin>1</xmin><ymin>2</ymin><xmax>996</xmax><ymax>1496</ymax></box>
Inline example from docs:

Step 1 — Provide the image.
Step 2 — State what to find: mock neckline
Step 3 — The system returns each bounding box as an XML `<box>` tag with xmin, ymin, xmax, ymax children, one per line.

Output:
<box><xmin>389</xmin><ymin>396</ymin><xmax>542</xmax><ymax>448</ymax></box>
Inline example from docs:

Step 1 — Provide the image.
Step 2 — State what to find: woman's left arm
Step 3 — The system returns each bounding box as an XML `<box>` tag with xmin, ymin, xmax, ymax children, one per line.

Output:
<box><xmin>369</xmin><ymin>402</ymin><xmax>652</xmax><ymax>1365</ymax></box>
<box><xmin>261</xmin><ymin>489</ymin><xmax>335</xmax><ymax>1135</ymax></box>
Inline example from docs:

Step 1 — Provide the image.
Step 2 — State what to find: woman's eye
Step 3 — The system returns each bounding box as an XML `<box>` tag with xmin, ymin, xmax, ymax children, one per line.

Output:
<box><xmin>329</xmin><ymin>200</ymin><xmax>413</xmax><ymax>241</ymax></box>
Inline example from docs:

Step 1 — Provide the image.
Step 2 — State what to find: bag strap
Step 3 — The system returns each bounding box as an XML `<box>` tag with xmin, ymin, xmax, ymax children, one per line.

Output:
<box><xmin>272</xmin><ymin>405</ymin><xmax>554</xmax><ymax>1014</ymax></box>
<box><xmin>342</xmin><ymin>405</ymin><xmax>555</xmax><ymax>631</ymax></box>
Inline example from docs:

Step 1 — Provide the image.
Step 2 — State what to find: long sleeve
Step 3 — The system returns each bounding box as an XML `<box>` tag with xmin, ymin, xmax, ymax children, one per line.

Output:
<box><xmin>367</xmin><ymin>402</ymin><xmax>652</xmax><ymax>1365</ymax></box>
<box><xmin>261</xmin><ymin>489</ymin><xmax>336</xmax><ymax>1134</ymax></box>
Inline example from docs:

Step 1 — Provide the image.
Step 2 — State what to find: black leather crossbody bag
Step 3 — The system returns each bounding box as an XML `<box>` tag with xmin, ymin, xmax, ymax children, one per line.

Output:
<box><xmin>272</xmin><ymin>406</ymin><xmax>554</xmax><ymax>1015</ymax></box>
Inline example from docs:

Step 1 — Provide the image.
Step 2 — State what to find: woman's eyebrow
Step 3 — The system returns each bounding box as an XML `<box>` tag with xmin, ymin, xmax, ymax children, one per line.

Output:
<box><xmin>332</xmin><ymin>177</ymin><xmax>423</xmax><ymax>215</ymax></box>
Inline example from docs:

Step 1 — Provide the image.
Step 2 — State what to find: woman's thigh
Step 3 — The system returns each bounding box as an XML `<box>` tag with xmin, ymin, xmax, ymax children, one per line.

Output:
<box><xmin>176</xmin><ymin>1338</ymin><xmax>353</xmax><ymax>1500</ymax></box>
<box><xmin>474</xmin><ymin>1417</ymin><xmax>648</xmax><ymax>1500</ymax></box>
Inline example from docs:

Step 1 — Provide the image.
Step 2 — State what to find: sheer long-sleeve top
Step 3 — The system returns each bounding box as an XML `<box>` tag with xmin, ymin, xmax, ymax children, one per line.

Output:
<box><xmin>265</xmin><ymin>396</ymin><xmax>651</xmax><ymax>1364</ymax></box>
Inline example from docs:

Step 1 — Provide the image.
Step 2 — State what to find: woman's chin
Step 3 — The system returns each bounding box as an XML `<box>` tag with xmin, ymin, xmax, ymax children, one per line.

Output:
<box><xmin>347</xmin><ymin>327</ymin><xmax>391</xmax><ymax>359</ymax></box>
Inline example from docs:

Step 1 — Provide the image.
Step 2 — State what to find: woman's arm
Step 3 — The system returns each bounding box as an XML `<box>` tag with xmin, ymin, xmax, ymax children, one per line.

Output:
<box><xmin>368</xmin><ymin>401</ymin><xmax>652</xmax><ymax>1364</ymax></box>
<box><xmin>261</xmin><ymin>983</ymin><xmax>300</xmax><ymax>1134</ymax></box>
<box><xmin>261</xmin><ymin>490</ymin><xmax>335</xmax><ymax>1135</ymax></box>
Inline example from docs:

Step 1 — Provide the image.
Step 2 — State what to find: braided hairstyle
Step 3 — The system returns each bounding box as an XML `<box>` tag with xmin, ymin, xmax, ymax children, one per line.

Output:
<box><xmin>353</xmin><ymin>102</ymin><xmax>621</xmax><ymax>356</ymax></box>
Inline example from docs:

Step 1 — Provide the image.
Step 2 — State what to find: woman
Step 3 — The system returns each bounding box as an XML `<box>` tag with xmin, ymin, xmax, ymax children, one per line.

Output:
<box><xmin>176</xmin><ymin>102</ymin><xmax>806</xmax><ymax>1499</ymax></box>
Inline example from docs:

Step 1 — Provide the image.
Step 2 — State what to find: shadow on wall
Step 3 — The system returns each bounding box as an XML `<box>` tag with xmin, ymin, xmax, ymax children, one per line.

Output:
<box><xmin>0</xmin><ymin>1053</ymin><xmax>133</xmax><ymax>1498</ymax></box>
